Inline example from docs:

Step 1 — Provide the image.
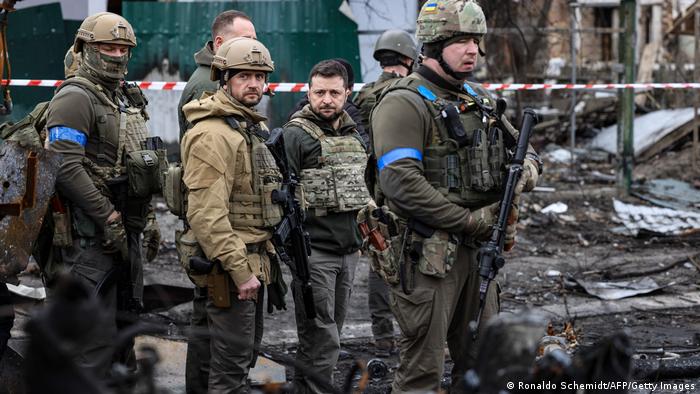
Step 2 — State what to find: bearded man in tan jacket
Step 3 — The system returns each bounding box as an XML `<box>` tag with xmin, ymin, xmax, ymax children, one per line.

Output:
<box><xmin>180</xmin><ymin>37</ymin><xmax>283</xmax><ymax>393</ymax></box>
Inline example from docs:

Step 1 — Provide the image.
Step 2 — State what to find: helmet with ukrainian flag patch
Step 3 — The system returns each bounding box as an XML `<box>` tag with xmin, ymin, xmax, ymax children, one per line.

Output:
<box><xmin>416</xmin><ymin>0</ymin><xmax>487</xmax><ymax>44</ymax></box>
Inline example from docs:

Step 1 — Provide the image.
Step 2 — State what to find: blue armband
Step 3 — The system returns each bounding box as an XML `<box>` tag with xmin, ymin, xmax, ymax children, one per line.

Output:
<box><xmin>463</xmin><ymin>83</ymin><xmax>479</xmax><ymax>98</ymax></box>
<box><xmin>48</xmin><ymin>126</ymin><xmax>87</xmax><ymax>147</ymax></box>
<box><xmin>377</xmin><ymin>148</ymin><xmax>422</xmax><ymax>171</ymax></box>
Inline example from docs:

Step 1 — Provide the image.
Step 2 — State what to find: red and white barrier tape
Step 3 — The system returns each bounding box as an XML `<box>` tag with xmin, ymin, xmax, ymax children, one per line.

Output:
<box><xmin>4</xmin><ymin>79</ymin><xmax>700</xmax><ymax>92</ymax></box>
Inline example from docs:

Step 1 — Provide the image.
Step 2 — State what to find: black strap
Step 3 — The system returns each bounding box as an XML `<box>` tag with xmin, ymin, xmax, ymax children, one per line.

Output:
<box><xmin>224</xmin><ymin>116</ymin><xmax>240</xmax><ymax>130</ymax></box>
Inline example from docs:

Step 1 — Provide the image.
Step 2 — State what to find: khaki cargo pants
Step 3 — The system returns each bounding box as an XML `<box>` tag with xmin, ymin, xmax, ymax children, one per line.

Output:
<box><xmin>292</xmin><ymin>247</ymin><xmax>359</xmax><ymax>393</ymax></box>
<box><xmin>390</xmin><ymin>244</ymin><xmax>499</xmax><ymax>393</ymax></box>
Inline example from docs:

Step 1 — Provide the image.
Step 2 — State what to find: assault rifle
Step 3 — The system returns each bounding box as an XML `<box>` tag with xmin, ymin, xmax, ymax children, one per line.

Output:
<box><xmin>469</xmin><ymin>108</ymin><xmax>538</xmax><ymax>339</ymax></box>
<box><xmin>101</xmin><ymin>175</ymin><xmax>142</xmax><ymax>313</ymax></box>
<box><xmin>265</xmin><ymin>128</ymin><xmax>316</xmax><ymax>319</ymax></box>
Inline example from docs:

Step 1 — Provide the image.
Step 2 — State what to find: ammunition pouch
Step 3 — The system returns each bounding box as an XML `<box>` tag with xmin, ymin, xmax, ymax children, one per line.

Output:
<box><xmin>393</xmin><ymin>220</ymin><xmax>459</xmax><ymax>294</ymax></box>
<box><xmin>408</xmin><ymin>225</ymin><xmax>459</xmax><ymax>279</ymax></box>
<box><xmin>125</xmin><ymin>149</ymin><xmax>161</xmax><ymax>198</ymax></box>
<box><xmin>52</xmin><ymin>202</ymin><xmax>73</xmax><ymax>248</ymax></box>
<box><xmin>175</xmin><ymin>228</ymin><xmax>207</xmax><ymax>287</ymax></box>
<box><xmin>164</xmin><ymin>162</ymin><xmax>186</xmax><ymax>219</ymax></box>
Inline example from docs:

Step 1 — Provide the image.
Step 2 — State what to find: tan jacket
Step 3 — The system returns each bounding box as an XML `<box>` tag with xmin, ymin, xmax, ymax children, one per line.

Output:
<box><xmin>181</xmin><ymin>89</ymin><xmax>272</xmax><ymax>287</ymax></box>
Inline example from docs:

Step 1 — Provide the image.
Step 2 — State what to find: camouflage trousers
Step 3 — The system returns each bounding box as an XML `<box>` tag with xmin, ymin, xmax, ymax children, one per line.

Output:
<box><xmin>292</xmin><ymin>247</ymin><xmax>359</xmax><ymax>393</ymax></box>
<box><xmin>186</xmin><ymin>286</ymin><xmax>210</xmax><ymax>394</ymax></box>
<box><xmin>390</xmin><ymin>244</ymin><xmax>499</xmax><ymax>394</ymax></box>
<box><xmin>206</xmin><ymin>276</ymin><xmax>264</xmax><ymax>394</ymax></box>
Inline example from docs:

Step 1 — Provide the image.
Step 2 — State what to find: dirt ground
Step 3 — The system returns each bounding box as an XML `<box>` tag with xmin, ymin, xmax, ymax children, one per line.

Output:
<box><xmin>2</xmin><ymin>140</ymin><xmax>699</xmax><ymax>393</ymax></box>
<box><xmin>138</xmin><ymin>140</ymin><xmax>700</xmax><ymax>393</ymax></box>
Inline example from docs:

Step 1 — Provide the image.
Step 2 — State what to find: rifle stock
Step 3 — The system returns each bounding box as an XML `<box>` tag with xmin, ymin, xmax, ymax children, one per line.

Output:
<box><xmin>265</xmin><ymin>128</ymin><xmax>316</xmax><ymax>320</ymax></box>
<box><xmin>469</xmin><ymin>109</ymin><xmax>538</xmax><ymax>339</ymax></box>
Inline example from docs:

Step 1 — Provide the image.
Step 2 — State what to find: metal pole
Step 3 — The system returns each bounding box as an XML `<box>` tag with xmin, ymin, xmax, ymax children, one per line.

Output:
<box><xmin>570</xmin><ymin>3</ymin><xmax>578</xmax><ymax>173</ymax></box>
<box><xmin>617</xmin><ymin>0</ymin><xmax>636</xmax><ymax>194</ymax></box>
<box><xmin>694</xmin><ymin>8</ymin><xmax>699</xmax><ymax>172</ymax></box>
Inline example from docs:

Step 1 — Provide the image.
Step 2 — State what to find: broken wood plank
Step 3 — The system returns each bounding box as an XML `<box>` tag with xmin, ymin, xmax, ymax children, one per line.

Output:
<box><xmin>603</xmin><ymin>255</ymin><xmax>696</xmax><ymax>279</ymax></box>
<box><xmin>638</xmin><ymin>116</ymin><xmax>699</xmax><ymax>161</ymax></box>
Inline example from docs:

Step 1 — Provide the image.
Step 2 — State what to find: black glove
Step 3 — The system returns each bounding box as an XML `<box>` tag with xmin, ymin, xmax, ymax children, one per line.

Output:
<box><xmin>266</xmin><ymin>254</ymin><xmax>288</xmax><ymax>313</ymax></box>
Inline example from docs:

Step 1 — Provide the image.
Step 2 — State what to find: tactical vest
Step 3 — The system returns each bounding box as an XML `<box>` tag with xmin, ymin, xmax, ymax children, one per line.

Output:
<box><xmin>355</xmin><ymin>77</ymin><xmax>398</xmax><ymax>134</ymax></box>
<box><xmin>53</xmin><ymin>77</ymin><xmax>157</xmax><ymax>234</ymax></box>
<box><xmin>186</xmin><ymin>116</ymin><xmax>284</xmax><ymax>229</ymax></box>
<box><xmin>376</xmin><ymin>76</ymin><xmax>512</xmax><ymax>209</ymax></box>
<box><xmin>286</xmin><ymin>117</ymin><xmax>370</xmax><ymax>216</ymax></box>
<box><xmin>230</xmin><ymin>119</ymin><xmax>284</xmax><ymax>228</ymax></box>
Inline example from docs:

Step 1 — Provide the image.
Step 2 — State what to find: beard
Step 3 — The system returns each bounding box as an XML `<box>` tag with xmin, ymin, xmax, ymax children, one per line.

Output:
<box><xmin>312</xmin><ymin>105</ymin><xmax>343</xmax><ymax>122</ymax></box>
<box><xmin>236</xmin><ymin>90</ymin><xmax>262</xmax><ymax>107</ymax></box>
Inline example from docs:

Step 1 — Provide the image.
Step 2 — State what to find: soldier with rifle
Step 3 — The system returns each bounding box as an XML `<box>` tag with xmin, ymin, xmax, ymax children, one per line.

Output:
<box><xmin>369</xmin><ymin>1</ymin><xmax>542</xmax><ymax>392</ymax></box>
<box><xmin>180</xmin><ymin>37</ymin><xmax>285</xmax><ymax>392</ymax></box>
<box><xmin>44</xmin><ymin>12</ymin><xmax>163</xmax><ymax>377</ymax></box>
<box><xmin>282</xmin><ymin>59</ymin><xmax>371</xmax><ymax>393</ymax></box>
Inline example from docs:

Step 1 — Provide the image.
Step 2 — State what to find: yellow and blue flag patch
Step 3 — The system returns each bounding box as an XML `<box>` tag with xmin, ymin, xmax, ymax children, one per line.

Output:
<box><xmin>423</xmin><ymin>2</ymin><xmax>438</xmax><ymax>13</ymax></box>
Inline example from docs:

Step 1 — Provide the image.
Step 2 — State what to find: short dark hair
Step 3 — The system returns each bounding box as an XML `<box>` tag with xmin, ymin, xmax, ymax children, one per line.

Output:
<box><xmin>308</xmin><ymin>60</ymin><xmax>349</xmax><ymax>89</ymax></box>
<box><xmin>211</xmin><ymin>10</ymin><xmax>251</xmax><ymax>41</ymax></box>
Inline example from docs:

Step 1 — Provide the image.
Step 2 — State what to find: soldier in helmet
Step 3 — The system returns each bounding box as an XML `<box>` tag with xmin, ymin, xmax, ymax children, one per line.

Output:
<box><xmin>371</xmin><ymin>1</ymin><xmax>542</xmax><ymax>392</ymax></box>
<box><xmin>175</xmin><ymin>10</ymin><xmax>256</xmax><ymax>394</ymax></box>
<box><xmin>45</xmin><ymin>12</ymin><xmax>161</xmax><ymax>376</ymax></box>
<box><xmin>354</xmin><ymin>29</ymin><xmax>417</xmax><ymax>357</ymax></box>
<box><xmin>180</xmin><ymin>37</ymin><xmax>283</xmax><ymax>392</ymax></box>
<box><xmin>355</xmin><ymin>29</ymin><xmax>417</xmax><ymax>133</ymax></box>
<box><xmin>283</xmin><ymin>59</ymin><xmax>370</xmax><ymax>393</ymax></box>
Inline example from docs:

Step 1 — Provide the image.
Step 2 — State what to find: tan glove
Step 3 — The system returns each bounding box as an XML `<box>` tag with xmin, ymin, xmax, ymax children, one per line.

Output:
<box><xmin>465</xmin><ymin>202</ymin><xmax>500</xmax><ymax>241</ymax></box>
<box><xmin>142</xmin><ymin>212</ymin><xmax>161</xmax><ymax>262</ymax></box>
<box><xmin>103</xmin><ymin>215</ymin><xmax>128</xmax><ymax>260</ymax></box>
<box><xmin>515</xmin><ymin>158</ymin><xmax>540</xmax><ymax>195</ymax></box>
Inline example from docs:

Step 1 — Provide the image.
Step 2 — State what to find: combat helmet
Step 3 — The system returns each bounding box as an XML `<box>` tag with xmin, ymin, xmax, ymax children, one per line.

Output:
<box><xmin>416</xmin><ymin>0</ymin><xmax>487</xmax><ymax>44</ymax></box>
<box><xmin>74</xmin><ymin>12</ymin><xmax>137</xmax><ymax>53</ymax></box>
<box><xmin>373</xmin><ymin>29</ymin><xmax>418</xmax><ymax>61</ymax></box>
<box><xmin>64</xmin><ymin>45</ymin><xmax>81</xmax><ymax>78</ymax></box>
<box><xmin>211</xmin><ymin>37</ymin><xmax>274</xmax><ymax>83</ymax></box>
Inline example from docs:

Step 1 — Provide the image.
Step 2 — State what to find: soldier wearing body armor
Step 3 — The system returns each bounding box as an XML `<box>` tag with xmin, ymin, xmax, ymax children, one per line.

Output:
<box><xmin>180</xmin><ymin>37</ymin><xmax>282</xmax><ymax>392</ymax></box>
<box><xmin>354</xmin><ymin>29</ymin><xmax>417</xmax><ymax>357</ymax></box>
<box><xmin>45</xmin><ymin>13</ymin><xmax>162</xmax><ymax>376</ymax></box>
<box><xmin>371</xmin><ymin>1</ymin><xmax>541</xmax><ymax>392</ymax></box>
<box><xmin>175</xmin><ymin>10</ymin><xmax>256</xmax><ymax>394</ymax></box>
<box><xmin>283</xmin><ymin>60</ymin><xmax>369</xmax><ymax>393</ymax></box>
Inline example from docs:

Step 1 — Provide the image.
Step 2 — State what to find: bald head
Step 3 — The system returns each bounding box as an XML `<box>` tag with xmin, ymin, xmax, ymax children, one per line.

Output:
<box><xmin>212</xmin><ymin>10</ymin><xmax>256</xmax><ymax>51</ymax></box>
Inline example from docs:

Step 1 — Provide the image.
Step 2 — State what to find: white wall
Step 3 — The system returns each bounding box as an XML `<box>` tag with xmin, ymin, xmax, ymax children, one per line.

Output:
<box><xmin>348</xmin><ymin>0</ymin><xmax>418</xmax><ymax>83</ymax></box>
